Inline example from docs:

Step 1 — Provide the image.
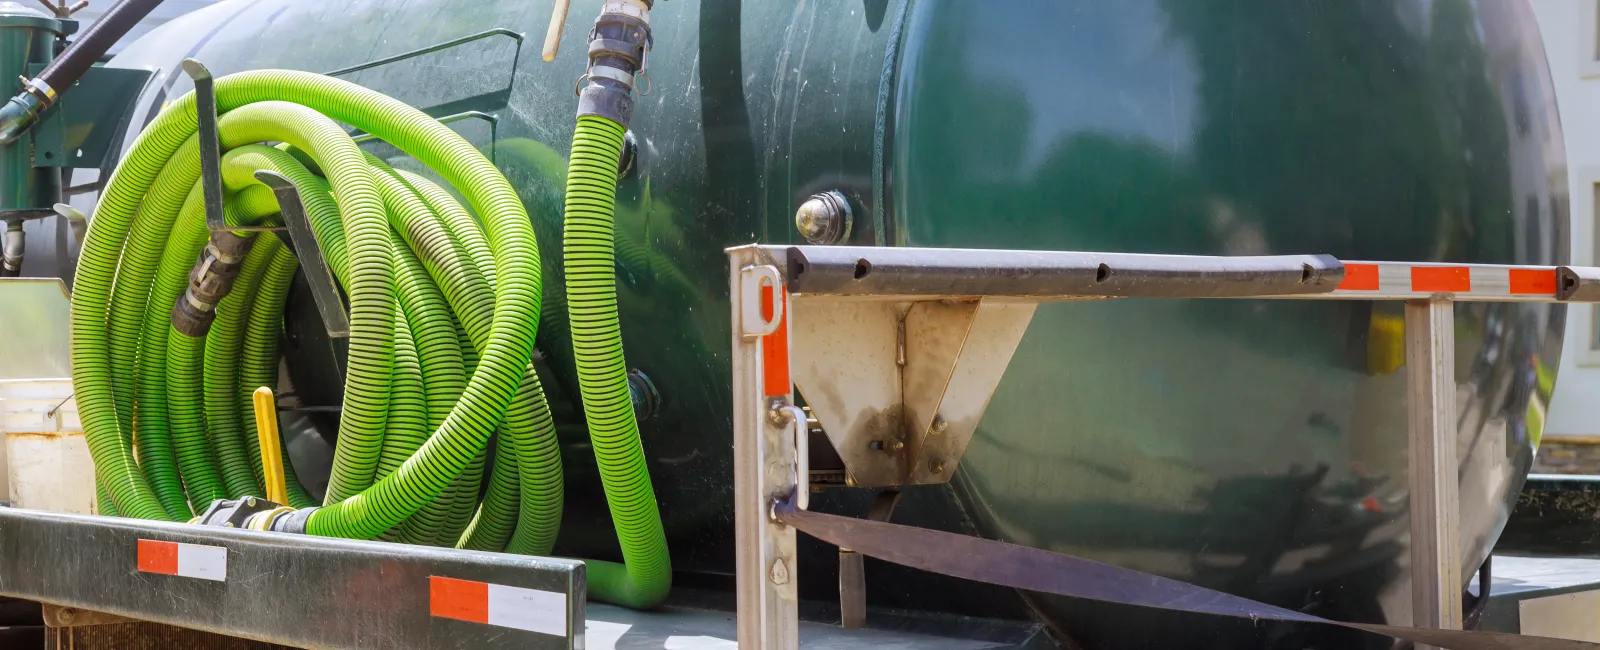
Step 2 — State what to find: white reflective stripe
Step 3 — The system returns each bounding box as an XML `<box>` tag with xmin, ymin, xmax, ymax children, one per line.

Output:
<box><xmin>486</xmin><ymin>583</ymin><xmax>567</xmax><ymax>636</ymax></box>
<box><xmin>176</xmin><ymin>543</ymin><xmax>227</xmax><ymax>581</ymax></box>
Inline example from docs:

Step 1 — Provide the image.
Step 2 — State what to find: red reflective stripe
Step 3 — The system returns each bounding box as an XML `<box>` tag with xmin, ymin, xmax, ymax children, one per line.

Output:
<box><xmin>1339</xmin><ymin>263</ymin><xmax>1379</xmax><ymax>291</ymax></box>
<box><xmin>430</xmin><ymin>576</ymin><xmax>489</xmax><ymax>624</ymax></box>
<box><xmin>1509</xmin><ymin>269</ymin><xmax>1557</xmax><ymax>295</ymax></box>
<box><xmin>136</xmin><ymin>539</ymin><xmax>178</xmax><ymax>575</ymax></box>
<box><xmin>762</xmin><ymin>286</ymin><xmax>791</xmax><ymax>397</ymax></box>
<box><xmin>760</xmin><ymin>281</ymin><xmax>774</xmax><ymax>322</ymax></box>
<box><xmin>1411</xmin><ymin>266</ymin><xmax>1470</xmax><ymax>292</ymax></box>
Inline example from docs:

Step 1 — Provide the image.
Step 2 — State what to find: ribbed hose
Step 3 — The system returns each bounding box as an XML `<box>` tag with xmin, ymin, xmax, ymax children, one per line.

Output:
<box><xmin>73</xmin><ymin>72</ymin><xmax>548</xmax><ymax>543</ymax></box>
<box><xmin>563</xmin><ymin>115</ymin><xmax>671</xmax><ymax>608</ymax></box>
<box><xmin>78</xmin><ymin>69</ymin><xmax>670</xmax><ymax>610</ymax></box>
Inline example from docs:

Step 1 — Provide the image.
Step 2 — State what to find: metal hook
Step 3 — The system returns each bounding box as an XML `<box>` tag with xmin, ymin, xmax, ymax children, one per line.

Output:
<box><xmin>252</xmin><ymin>170</ymin><xmax>350</xmax><ymax>341</ymax></box>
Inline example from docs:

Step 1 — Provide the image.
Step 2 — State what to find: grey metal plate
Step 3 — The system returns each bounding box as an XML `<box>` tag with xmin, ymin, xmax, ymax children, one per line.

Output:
<box><xmin>1479</xmin><ymin>555</ymin><xmax>1600</xmax><ymax>636</ymax></box>
<box><xmin>587</xmin><ymin>604</ymin><xmax>1023</xmax><ymax>650</ymax></box>
<box><xmin>0</xmin><ymin>507</ymin><xmax>583</xmax><ymax>649</ymax></box>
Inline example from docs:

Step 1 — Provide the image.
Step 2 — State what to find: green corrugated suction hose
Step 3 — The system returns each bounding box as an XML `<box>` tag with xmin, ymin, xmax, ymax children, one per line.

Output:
<box><xmin>73</xmin><ymin>71</ymin><xmax>550</xmax><ymax>544</ymax></box>
<box><xmin>562</xmin><ymin>115</ymin><xmax>672</xmax><ymax>608</ymax></box>
<box><xmin>75</xmin><ymin>69</ymin><xmax>671</xmax><ymax>610</ymax></box>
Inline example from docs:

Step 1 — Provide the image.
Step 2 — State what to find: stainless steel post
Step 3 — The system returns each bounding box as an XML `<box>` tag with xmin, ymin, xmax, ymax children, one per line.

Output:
<box><xmin>1406</xmin><ymin>299</ymin><xmax>1463</xmax><ymax>647</ymax></box>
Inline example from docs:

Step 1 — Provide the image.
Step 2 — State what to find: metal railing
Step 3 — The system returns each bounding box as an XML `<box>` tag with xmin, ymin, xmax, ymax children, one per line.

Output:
<box><xmin>727</xmin><ymin>244</ymin><xmax>1600</xmax><ymax>650</ymax></box>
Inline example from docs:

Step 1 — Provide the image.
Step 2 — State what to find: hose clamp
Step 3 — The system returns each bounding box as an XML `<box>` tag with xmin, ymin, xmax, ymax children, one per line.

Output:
<box><xmin>21</xmin><ymin>77</ymin><xmax>55</xmax><ymax>102</ymax></box>
<box><xmin>587</xmin><ymin>65</ymin><xmax>634</xmax><ymax>89</ymax></box>
<box><xmin>183</xmin><ymin>290</ymin><xmax>215</xmax><ymax>314</ymax></box>
<box><xmin>587</xmin><ymin>38</ymin><xmax>644</xmax><ymax>67</ymax></box>
<box><xmin>245</xmin><ymin>506</ymin><xmax>296</xmax><ymax>531</ymax></box>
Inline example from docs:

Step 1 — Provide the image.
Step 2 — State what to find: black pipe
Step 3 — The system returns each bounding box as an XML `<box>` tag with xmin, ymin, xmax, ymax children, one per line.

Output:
<box><xmin>38</xmin><ymin>0</ymin><xmax>163</xmax><ymax>93</ymax></box>
<box><xmin>0</xmin><ymin>0</ymin><xmax>164</xmax><ymax>144</ymax></box>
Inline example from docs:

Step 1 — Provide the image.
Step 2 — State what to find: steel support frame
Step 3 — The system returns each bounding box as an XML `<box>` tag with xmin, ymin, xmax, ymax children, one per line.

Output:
<box><xmin>727</xmin><ymin>244</ymin><xmax>1600</xmax><ymax>650</ymax></box>
<box><xmin>731</xmin><ymin>246</ymin><xmax>801</xmax><ymax>649</ymax></box>
<box><xmin>1407</xmin><ymin>299</ymin><xmax>1462</xmax><ymax>648</ymax></box>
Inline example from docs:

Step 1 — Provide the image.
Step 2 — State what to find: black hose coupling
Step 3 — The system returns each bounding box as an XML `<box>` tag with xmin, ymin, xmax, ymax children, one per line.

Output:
<box><xmin>577</xmin><ymin>0</ymin><xmax>655</xmax><ymax>128</ymax></box>
<box><xmin>266</xmin><ymin>506</ymin><xmax>316</xmax><ymax>534</ymax></box>
<box><xmin>195</xmin><ymin>496</ymin><xmax>282</xmax><ymax>528</ymax></box>
<box><xmin>171</xmin><ymin>231</ymin><xmax>254</xmax><ymax>337</ymax></box>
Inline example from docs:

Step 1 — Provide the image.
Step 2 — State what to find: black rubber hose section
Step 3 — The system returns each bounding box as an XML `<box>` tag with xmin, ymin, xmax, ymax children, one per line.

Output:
<box><xmin>37</xmin><ymin>0</ymin><xmax>165</xmax><ymax>93</ymax></box>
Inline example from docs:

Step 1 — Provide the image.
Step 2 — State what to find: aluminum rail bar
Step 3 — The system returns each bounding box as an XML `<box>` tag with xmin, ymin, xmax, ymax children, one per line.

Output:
<box><xmin>752</xmin><ymin>245</ymin><xmax>1600</xmax><ymax>304</ymax></box>
<box><xmin>0</xmin><ymin>507</ymin><xmax>584</xmax><ymax>649</ymax></box>
<box><xmin>770</xmin><ymin>245</ymin><xmax>1343</xmax><ymax>299</ymax></box>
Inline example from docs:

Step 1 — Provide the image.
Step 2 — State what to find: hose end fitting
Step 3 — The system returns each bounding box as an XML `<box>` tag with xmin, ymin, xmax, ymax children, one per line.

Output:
<box><xmin>171</xmin><ymin>231</ymin><xmax>255</xmax><ymax>337</ymax></box>
<box><xmin>576</xmin><ymin>0</ymin><xmax>653</xmax><ymax>127</ymax></box>
<box><xmin>267</xmin><ymin>506</ymin><xmax>317</xmax><ymax>534</ymax></box>
<box><xmin>0</xmin><ymin>79</ymin><xmax>53</xmax><ymax>145</ymax></box>
<box><xmin>1</xmin><ymin>220</ymin><xmax>24</xmax><ymax>277</ymax></box>
<box><xmin>194</xmin><ymin>496</ymin><xmax>283</xmax><ymax>528</ymax></box>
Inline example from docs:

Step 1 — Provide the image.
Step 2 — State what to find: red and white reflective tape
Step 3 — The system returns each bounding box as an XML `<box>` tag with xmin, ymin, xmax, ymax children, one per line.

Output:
<box><xmin>1322</xmin><ymin>261</ymin><xmax>1560</xmax><ymax>302</ymax></box>
<box><xmin>429</xmin><ymin>576</ymin><xmax>567</xmax><ymax>636</ymax></box>
<box><xmin>136</xmin><ymin>539</ymin><xmax>227</xmax><ymax>581</ymax></box>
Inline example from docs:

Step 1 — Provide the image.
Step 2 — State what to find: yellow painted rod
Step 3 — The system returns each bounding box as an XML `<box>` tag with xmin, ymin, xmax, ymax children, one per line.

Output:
<box><xmin>251</xmin><ymin>386</ymin><xmax>289</xmax><ymax>505</ymax></box>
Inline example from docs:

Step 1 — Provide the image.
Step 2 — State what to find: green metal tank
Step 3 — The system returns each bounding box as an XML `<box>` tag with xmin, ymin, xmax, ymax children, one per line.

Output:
<box><xmin>0</xmin><ymin>2</ymin><xmax>60</xmax><ymax>217</ymax></box>
<box><xmin>89</xmin><ymin>1</ymin><xmax>1565</xmax><ymax>648</ymax></box>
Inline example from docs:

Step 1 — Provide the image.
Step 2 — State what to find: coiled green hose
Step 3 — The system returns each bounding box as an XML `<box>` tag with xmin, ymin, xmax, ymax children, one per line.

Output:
<box><xmin>76</xmin><ymin>69</ymin><xmax>671</xmax><ymax>610</ymax></box>
<box><xmin>563</xmin><ymin>115</ymin><xmax>671</xmax><ymax>608</ymax></box>
<box><xmin>73</xmin><ymin>71</ymin><xmax>548</xmax><ymax>542</ymax></box>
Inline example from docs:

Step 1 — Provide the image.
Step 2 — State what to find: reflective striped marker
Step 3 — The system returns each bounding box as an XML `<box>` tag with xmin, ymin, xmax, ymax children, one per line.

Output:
<box><xmin>429</xmin><ymin>576</ymin><xmax>567</xmax><ymax>636</ymax></box>
<box><xmin>136</xmin><ymin>540</ymin><xmax>227</xmax><ymax>581</ymax></box>
<box><xmin>1324</xmin><ymin>262</ymin><xmax>1560</xmax><ymax>301</ymax></box>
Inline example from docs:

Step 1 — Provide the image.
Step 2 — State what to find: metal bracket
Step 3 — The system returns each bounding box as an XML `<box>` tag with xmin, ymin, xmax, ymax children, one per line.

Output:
<box><xmin>51</xmin><ymin>203</ymin><xmax>85</xmax><ymax>245</ymax></box>
<box><xmin>179</xmin><ymin>59</ymin><xmax>276</xmax><ymax>235</ymax></box>
<box><xmin>181</xmin><ymin>60</ymin><xmax>247</xmax><ymax>235</ymax></box>
<box><xmin>254</xmin><ymin>170</ymin><xmax>349</xmax><ymax>339</ymax></box>
<box><xmin>324</xmin><ymin>28</ymin><xmax>525</xmax><ymax>78</ymax></box>
<box><xmin>180</xmin><ymin>59</ymin><xmax>349</xmax><ymax>340</ymax></box>
<box><xmin>789</xmin><ymin>297</ymin><xmax>1035</xmax><ymax>487</ymax></box>
<box><xmin>351</xmin><ymin>110</ymin><xmax>500</xmax><ymax>165</ymax></box>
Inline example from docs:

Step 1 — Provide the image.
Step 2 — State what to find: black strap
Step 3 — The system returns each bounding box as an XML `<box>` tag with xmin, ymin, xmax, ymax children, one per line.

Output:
<box><xmin>772</xmin><ymin>500</ymin><xmax>1599</xmax><ymax>650</ymax></box>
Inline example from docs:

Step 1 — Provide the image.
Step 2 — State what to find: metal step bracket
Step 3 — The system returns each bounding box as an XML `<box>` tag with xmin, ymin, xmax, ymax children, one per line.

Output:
<box><xmin>179</xmin><ymin>58</ymin><xmax>350</xmax><ymax>340</ymax></box>
<box><xmin>728</xmin><ymin>243</ymin><xmax>1600</xmax><ymax>650</ymax></box>
<box><xmin>254</xmin><ymin>169</ymin><xmax>349</xmax><ymax>338</ymax></box>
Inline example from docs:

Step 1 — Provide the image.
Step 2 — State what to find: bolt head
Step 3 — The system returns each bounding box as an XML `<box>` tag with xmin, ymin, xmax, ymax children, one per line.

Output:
<box><xmin>930</xmin><ymin>460</ymin><xmax>946</xmax><ymax>474</ymax></box>
<box><xmin>794</xmin><ymin>191</ymin><xmax>851</xmax><ymax>245</ymax></box>
<box><xmin>931</xmin><ymin>418</ymin><xmax>949</xmax><ymax>435</ymax></box>
<box><xmin>892</xmin><ymin>440</ymin><xmax>905</xmax><ymax>451</ymax></box>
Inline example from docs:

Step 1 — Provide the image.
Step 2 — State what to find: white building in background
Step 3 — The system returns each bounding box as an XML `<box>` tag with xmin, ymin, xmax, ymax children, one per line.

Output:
<box><xmin>1534</xmin><ymin>0</ymin><xmax>1600</xmax><ymax>445</ymax></box>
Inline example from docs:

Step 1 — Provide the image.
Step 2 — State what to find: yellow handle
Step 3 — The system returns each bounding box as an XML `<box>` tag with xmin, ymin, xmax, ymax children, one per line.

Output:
<box><xmin>252</xmin><ymin>387</ymin><xmax>289</xmax><ymax>505</ymax></box>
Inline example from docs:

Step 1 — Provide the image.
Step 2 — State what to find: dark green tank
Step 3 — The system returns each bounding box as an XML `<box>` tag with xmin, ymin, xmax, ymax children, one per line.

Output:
<box><xmin>91</xmin><ymin>1</ymin><xmax>1565</xmax><ymax>648</ymax></box>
